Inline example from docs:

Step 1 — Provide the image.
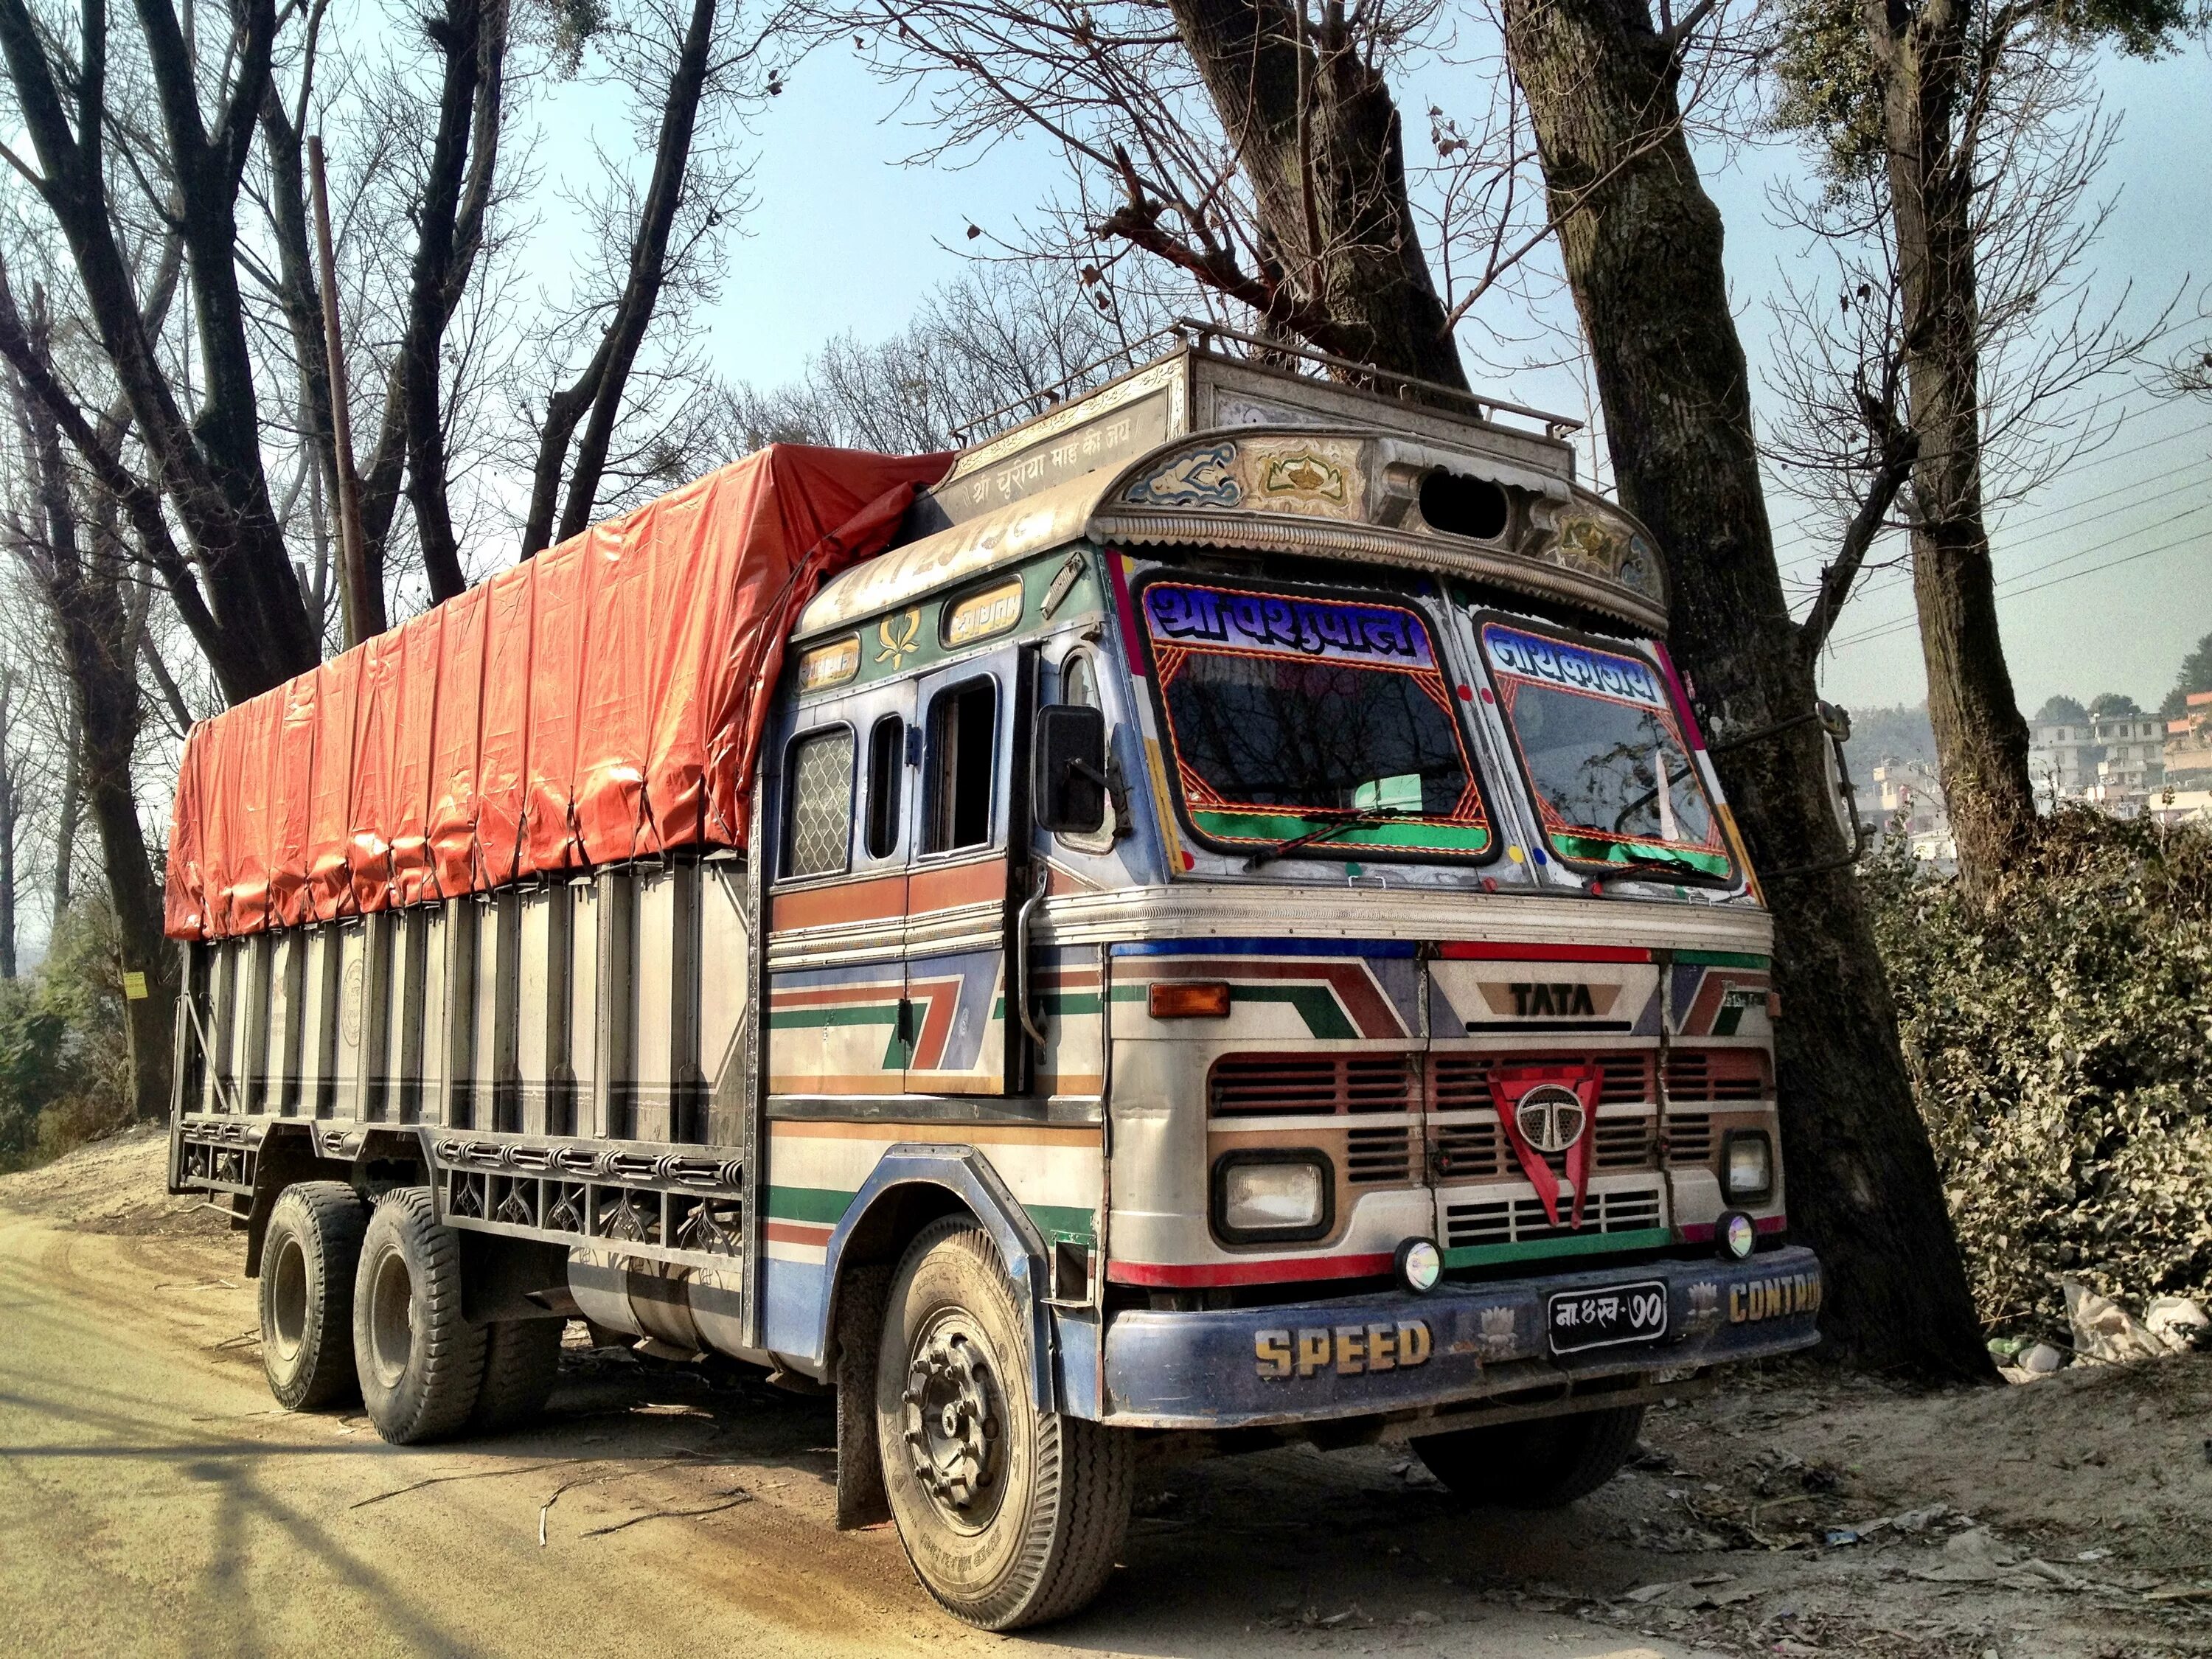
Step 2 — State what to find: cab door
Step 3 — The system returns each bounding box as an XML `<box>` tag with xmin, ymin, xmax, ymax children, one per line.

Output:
<box><xmin>901</xmin><ymin>645</ymin><xmax>1034</xmax><ymax>1096</ymax></box>
<box><xmin>762</xmin><ymin>672</ymin><xmax>916</xmax><ymax>1102</ymax></box>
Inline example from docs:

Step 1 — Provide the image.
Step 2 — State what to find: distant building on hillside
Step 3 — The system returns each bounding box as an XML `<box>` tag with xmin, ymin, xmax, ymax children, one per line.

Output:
<box><xmin>1868</xmin><ymin>757</ymin><xmax>1954</xmax><ymax>862</ymax></box>
<box><xmin>2167</xmin><ymin>692</ymin><xmax>2212</xmax><ymax>791</ymax></box>
<box><xmin>2157</xmin><ymin>692</ymin><xmax>2212</xmax><ymax>827</ymax></box>
<box><xmin>2028</xmin><ymin>708</ymin><xmax>2166</xmax><ymax>815</ymax></box>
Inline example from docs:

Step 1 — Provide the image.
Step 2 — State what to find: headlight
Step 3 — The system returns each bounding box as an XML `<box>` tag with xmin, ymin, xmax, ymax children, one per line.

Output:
<box><xmin>1212</xmin><ymin>1152</ymin><xmax>1332</xmax><ymax>1243</ymax></box>
<box><xmin>1722</xmin><ymin>1130</ymin><xmax>1773</xmax><ymax>1203</ymax></box>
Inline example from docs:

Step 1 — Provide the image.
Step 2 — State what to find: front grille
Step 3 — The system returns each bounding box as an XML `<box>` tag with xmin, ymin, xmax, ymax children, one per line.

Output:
<box><xmin>1346</xmin><ymin>1125</ymin><xmax>1416</xmax><ymax>1185</ymax></box>
<box><xmin>1444</xmin><ymin>1183</ymin><xmax>1666</xmax><ymax>1250</ymax></box>
<box><xmin>1432</xmin><ymin>1051</ymin><xmax>1652</xmax><ymax>1107</ymax></box>
<box><xmin>1665</xmin><ymin>1048</ymin><xmax>1769</xmax><ymax>1102</ymax></box>
<box><xmin>1666</xmin><ymin>1113</ymin><xmax>1714</xmax><ymax>1166</ymax></box>
<box><xmin>1208</xmin><ymin>1053</ymin><xmax>1412</xmax><ymax>1118</ymax></box>
<box><xmin>1208</xmin><ymin>1048</ymin><xmax>1760</xmax><ymax>1184</ymax></box>
<box><xmin>1593</xmin><ymin>1115</ymin><xmax>1654</xmax><ymax>1168</ymax></box>
<box><xmin>1430</xmin><ymin>1119</ymin><xmax>1503</xmax><ymax>1178</ymax></box>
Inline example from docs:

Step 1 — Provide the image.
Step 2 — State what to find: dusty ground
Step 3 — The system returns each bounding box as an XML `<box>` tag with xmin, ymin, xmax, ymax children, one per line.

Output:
<box><xmin>3</xmin><ymin>1129</ymin><xmax>2208</xmax><ymax>1658</ymax></box>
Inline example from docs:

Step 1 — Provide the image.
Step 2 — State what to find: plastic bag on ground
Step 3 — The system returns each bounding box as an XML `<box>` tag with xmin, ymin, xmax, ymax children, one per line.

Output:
<box><xmin>2064</xmin><ymin>1279</ymin><xmax>2172</xmax><ymax>1364</ymax></box>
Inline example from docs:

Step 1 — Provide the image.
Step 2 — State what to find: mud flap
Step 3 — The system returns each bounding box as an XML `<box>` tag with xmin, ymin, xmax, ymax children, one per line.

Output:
<box><xmin>834</xmin><ymin>1264</ymin><xmax>892</xmax><ymax>1529</ymax></box>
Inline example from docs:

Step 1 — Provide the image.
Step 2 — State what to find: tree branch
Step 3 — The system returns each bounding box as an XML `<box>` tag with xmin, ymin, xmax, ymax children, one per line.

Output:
<box><xmin>1798</xmin><ymin>392</ymin><xmax>1919</xmax><ymax>659</ymax></box>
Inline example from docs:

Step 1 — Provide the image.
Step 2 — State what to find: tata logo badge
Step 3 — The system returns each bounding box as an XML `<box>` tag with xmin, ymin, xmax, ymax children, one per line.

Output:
<box><xmin>1515</xmin><ymin>1083</ymin><xmax>1587</xmax><ymax>1154</ymax></box>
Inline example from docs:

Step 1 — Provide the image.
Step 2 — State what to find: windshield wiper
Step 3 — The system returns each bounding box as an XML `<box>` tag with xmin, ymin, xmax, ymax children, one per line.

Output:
<box><xmin>1242</xmin><ymin>807</ymin><xmax>1413</xmax><ymax>870</ymax></box>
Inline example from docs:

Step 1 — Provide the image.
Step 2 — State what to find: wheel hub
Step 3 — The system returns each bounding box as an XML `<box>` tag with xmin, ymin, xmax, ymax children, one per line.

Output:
<box><xmin>268</xmin><ymin>1235</ymin><xmax>308</xmax><ymax>1362</ymax></box>
<box><xmin>901</xmin><ymin>1321</ymin><xmax>1006</xmax><ymax>1525</ymax></box>
<box><xmin>367</xmin><ymin>1250</ymin><xmax>417</xmax><ymax>1390</ymax></box>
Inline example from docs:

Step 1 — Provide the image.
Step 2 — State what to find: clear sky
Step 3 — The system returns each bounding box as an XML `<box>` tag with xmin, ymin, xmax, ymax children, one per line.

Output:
<box><xmin>531</xmin><ymin>27</ymin><xmax>2212</xmax><ymax>718</ymax></box>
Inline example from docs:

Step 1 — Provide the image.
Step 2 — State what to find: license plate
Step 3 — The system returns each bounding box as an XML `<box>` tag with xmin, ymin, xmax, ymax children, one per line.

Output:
<box><xmin>1547</xmin><ymin>1280</ymin><xmax>1669</xmax><ymax>1354</ymax></box>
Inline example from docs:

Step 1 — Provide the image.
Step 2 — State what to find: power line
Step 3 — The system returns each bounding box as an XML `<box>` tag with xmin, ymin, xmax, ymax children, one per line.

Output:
<box><xmin>1811</xmin><ymin>494</ymin><xmax>2212</xmax><ymax>625</ymax></box>
<box><xmin>1781</xmin><ymin>465</ymin><xmax>2212</xmax><ymax>599</ymax></box>
<box><xmin>1826</xmin><ymin>526</ymin><xmax>2211</xmax><ymax>652</ymax></box>
<box><xmin>1771</xmin><ymin>416</ymin><xmax>2212</xmax><ymax>569</ymax></box>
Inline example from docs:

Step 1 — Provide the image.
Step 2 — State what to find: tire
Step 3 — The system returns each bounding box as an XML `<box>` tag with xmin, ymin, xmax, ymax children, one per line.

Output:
<box><xmin>1412</xmin><ymin>1404</ymin><xmax>1646</xmax><ymax>1509</ymax></box>
<box><xmin>467</xmin><ymin>1318</ymin><xmax>564</xmax><ymax>1435</ymax></box>
<box><xmin>876</xmin><ymin>1219</ymin><xmax>1131</xmax><ymax>1630</ymax></box>
<box><xmin>258</xmin><ymin>1181</ymin><xmax>369</xmax><ymax>1411</ymax></box>
<box><xmin>352</xmin><ymin>1187</ymin><xmax>487</xmax><ymax>1445</ymax></box>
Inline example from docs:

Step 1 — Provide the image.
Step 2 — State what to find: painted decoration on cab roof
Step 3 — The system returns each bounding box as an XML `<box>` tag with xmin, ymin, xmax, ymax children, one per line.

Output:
<box><xmin>1144</xmin><ymin>583</ymin><xmax>1436</xmax><ymax>669</ymax></box>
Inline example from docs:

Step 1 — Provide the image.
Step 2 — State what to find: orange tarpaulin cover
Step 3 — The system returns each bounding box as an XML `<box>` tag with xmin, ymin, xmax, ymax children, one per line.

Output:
<box><xmin>165</xmin><ymin>444</ymin><xmax>952</xmax><ymax>941</ymax></box>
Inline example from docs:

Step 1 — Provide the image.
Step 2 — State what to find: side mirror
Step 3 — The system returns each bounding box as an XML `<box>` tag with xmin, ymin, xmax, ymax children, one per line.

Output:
<box><xmin>1034</xmin><ymin>703</ymin><xmax>1108</xmax><ymax>835</ymax></box>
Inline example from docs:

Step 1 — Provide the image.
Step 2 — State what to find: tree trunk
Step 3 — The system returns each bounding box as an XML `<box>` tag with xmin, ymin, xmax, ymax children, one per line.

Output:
<box><xmin>260</xmin><ymin>76</ymin><xmax>388</xmax><ymax>637</ymax></box>
<box><xmin>1500</xmin><ymin>0</ymin><xmax>1988</xmax><ymax>1375</ymax></box>
<box><xmin>1865</xmin><ymin>0</ymin><xmax>2036</xmax><ymax>891</ymax></box>
<box><xmin>1158</xmin><ymin>0</ymin><xmax>1467</xmax><ymax>388</ymax></box>
<box><xmin>0</xmin><ymin>669</ymin><xmax>16</xmax><ymax>979</ymax></box>
<box><xmin>51</xmin><ymin>706</ymin><xmax>77</xmax><ymax>916</ymax></box>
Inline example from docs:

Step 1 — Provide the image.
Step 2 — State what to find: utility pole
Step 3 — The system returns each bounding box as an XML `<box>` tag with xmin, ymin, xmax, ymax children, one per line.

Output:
<box><xmin>310</xmin><ymin>136</ymin><xmax>373</xmax><ymax>650</ymax></box>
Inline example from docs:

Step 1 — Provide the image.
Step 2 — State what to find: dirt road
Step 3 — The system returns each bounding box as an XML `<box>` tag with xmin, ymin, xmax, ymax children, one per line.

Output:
<box><xmin>4</xmin><ymin>1131</ymin><xmax>2209</xmax><ymax>1659</ymax></box>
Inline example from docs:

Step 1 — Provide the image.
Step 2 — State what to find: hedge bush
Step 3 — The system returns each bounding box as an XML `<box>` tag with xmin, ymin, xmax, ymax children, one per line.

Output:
<box><xmin>1863</xmin><ymin>810</ymin><xmax>2212</xmax><ymax>1336</ymax></box>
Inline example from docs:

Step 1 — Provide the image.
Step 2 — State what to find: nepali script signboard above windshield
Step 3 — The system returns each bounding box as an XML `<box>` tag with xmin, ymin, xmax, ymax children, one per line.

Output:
<box><xmin>1137</xmin><ymin>580</ymin><xmax>1493</xmax><ymax>863</ymax></box>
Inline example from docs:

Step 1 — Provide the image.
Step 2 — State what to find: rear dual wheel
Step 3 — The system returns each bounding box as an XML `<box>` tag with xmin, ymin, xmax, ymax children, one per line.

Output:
<box><xmin>352</xmin><ymin>1187</ymin><xmax>561</xmax><ymax>1444</ymax></box>
<box><xmin>876</xmin><ymin>1219</ymin><xmax>1132</xmax><ymax>1630</ymax></box>
<box><xmin>259</xmin><ymin>1182</ymin><xmax>564</xmax><ymax>1439</ymax></box>
<box><xmin>260</xmin><ymin>1182</ymin><xmax>370</xmax><ymax>1411</ymax></box>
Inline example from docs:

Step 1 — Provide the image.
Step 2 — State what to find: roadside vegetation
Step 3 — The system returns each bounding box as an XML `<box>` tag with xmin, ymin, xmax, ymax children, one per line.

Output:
<box><xmin>0</xmin><ymin>897</ymin><xmax>131</xmax><ymax>1173</ymax></box>
<box><xmin>1864</xmin><ymin>811</ymin><xmax>2212</xmax><ymax>1337</ymax></box>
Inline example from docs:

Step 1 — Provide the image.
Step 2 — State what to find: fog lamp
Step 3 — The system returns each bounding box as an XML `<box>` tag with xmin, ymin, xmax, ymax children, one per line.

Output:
<box><xmin>1722</xmin><ymin>1130</ymin><xmax>1773</xmax><ymax>1203</ymax></box>
<box><xmin>1396</xmin><ymin>1237</ymin><xmax>1442</xmax><ymax>1293</ymax></box>
<box><xmin>1718</xmin><ymin>1209</ymin><xmax>1757</xmax><ymax>1262</ymax></box>
<box><xmin>1213</xmin><ymin>1152</ymin><xmax>1332</xmax><ymax>1243</ymax></box>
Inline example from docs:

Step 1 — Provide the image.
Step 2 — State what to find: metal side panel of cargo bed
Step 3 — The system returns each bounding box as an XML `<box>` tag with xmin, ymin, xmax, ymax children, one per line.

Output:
<box><xmin>170</xmin><ymin>847</ymin><xmax>763</xmax><ymax>1330</ymax></box>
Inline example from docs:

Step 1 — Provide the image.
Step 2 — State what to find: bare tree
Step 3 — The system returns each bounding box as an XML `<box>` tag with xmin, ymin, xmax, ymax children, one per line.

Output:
<box><xmin>521</xmin><ymin>0</ymin><xmax>746</xmax><ymax>554</ymax></box>
<box><xmin>0</xmin><ymin>276</ymin><xmax>172</xmax><ymax>1122</ymax></box>
<box><xmin>47</xmin><ymin>679</ymin><xmax>75</xmax><ymax>917</ymax></box>
<box><xmin>332</xmin><ymin>0</ymin><xmax>514</xmax><ymax>606</ymax></box>
<box><xmin>1767</xmin><ymin>86</ymin><xmax>2171</xmax><ymax>664</ymax></box>
<box><xmin>1498</xmin><ymin>0</ymin><xmax>1989</xmax><ymax>1374</ymax></box>
<box><xmin>824</xmin><ymin>0</ymin><xmax>1486</xmax><ymax>388</ymax></box>
<box><xmin>1767</xmin><ymin>0</ymin><xmax>2206</xmax><ymax>889</ymax></box>
<box><xmin>0</xmin><ymin>0</ymin><xmax>326</xmax><ymax>703</ymax></box>
<box><xmin>727</xmin><ymin>260</ymin><xmax>1173</xmax><ymax>451</ymax></box>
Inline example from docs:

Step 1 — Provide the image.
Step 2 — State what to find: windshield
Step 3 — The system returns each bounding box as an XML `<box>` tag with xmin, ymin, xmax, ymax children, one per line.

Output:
<box><xmin>1140</xmin><ymin>580</ymin><xmax>1491</xmax><ymax>860</ymax></box>
<box><xmin>1478</xmin><ymin>619</ymin><xmax>1733</xmax><ymax>881</ymax></box>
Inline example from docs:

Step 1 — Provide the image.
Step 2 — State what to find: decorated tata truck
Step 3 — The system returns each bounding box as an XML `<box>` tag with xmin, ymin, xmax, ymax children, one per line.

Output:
<box><xmin>166</xmin><ymin>342</ymin><xmax>1821</xmax><ymax>1630</ymax></box>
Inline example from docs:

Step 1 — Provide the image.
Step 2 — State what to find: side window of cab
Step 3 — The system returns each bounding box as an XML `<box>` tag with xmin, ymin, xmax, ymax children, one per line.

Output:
<box><xmin>781</xmin><ymin>726</ymin><xmax>855</xmax><ymax>880</ymax></box>
<box><xmin>924</xmin><ymin>677</ymin><xmax>998</xmax><ymax>855</ymax></box>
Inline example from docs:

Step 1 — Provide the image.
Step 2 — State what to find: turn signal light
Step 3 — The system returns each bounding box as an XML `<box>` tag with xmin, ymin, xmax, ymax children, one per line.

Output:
<box><xmin>1149</xmin><ymin>981</ymin><xmax>1231</xmax><ymax>1019</ymax></box>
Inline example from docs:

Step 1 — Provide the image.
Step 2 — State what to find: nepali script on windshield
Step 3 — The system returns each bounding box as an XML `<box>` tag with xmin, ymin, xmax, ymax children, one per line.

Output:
<box><xmin>1140</xmin><ymin>581</ymin><xmax>1492</xmax><ymax>861</ymax></box>
<box><xmin>1478</xmin><ymin>620</ymin><xmax>1733</xmax><ymax>882</ymax></box>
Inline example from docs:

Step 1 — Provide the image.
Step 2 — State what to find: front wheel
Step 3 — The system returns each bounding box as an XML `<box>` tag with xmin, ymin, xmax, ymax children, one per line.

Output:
<box><xmin>1412</xmin><ymin>1403</ymin><xmax>1645</xmax><ymax>1508</ymax></box>
<box><xmin>875</xmin><ymin>1220</ymin><xmax>1131</xmax><ymax>1630</ymax></box>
